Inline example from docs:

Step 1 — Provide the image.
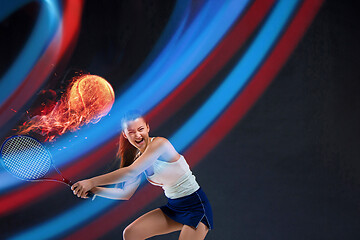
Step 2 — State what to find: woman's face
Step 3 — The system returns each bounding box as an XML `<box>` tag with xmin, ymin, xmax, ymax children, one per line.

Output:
<box><xmin>122</xmin><ymin>117</ymin><xmax>150</xmax><ymax>152</ymax></box>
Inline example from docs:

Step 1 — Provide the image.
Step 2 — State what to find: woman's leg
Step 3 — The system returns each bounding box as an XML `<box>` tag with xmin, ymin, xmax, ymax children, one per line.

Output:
<box><xmin>123</xmin><ymin>208</ymin><xmax>183</xmax><ymax>240</ymax></box>
<box><xmin>178</xmin><ymin>222</ymin><xmax>209</xmax><ymax>240</ymax></box>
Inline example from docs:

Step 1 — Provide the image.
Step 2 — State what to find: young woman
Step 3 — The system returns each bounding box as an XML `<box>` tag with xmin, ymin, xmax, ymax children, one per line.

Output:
<box><xmin>72</xmin><ymin>112</ymin><xmax>213</xmax><ymax>239</ymax></box>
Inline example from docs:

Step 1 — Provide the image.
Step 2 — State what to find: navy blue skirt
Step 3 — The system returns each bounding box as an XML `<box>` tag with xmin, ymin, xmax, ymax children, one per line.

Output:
<box><xmin>160</xmin><ymin>188</ymin><xmax>213</xmax><ymax>230</ymax></box>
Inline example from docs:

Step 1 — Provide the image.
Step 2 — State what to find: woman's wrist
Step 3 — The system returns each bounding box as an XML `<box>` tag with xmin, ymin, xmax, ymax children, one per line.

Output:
<box><xmin>90</xmin><ymin>186</ymin><xmax>99</xmax><ymax>194</ymax></box>
<box><xmin>89</xmin><ymin>177</ymin><xmax>97</xmax><ymax>188</ymax></box>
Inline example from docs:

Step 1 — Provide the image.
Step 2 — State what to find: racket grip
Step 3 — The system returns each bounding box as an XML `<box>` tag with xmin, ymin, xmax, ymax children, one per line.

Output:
<box><xmin>68</xmin><ymin>179</ymin><xmax>96</xmax><ymax>201</ymax></box>
<box><xmin>87</xmin><ymin>191</ymin><xmax>96</xmax><ymax>201</ymax></box>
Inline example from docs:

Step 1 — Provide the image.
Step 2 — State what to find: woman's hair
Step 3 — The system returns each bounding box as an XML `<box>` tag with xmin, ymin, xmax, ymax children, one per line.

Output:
<box><xmin>116</xmin><ymin>111</ymin><xmax>146</xmax><ymax>168</ymax></box>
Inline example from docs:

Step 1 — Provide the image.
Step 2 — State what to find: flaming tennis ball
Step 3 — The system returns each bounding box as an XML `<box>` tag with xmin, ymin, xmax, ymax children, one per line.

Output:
<box><xmin>68</xmin><ymin>74</ymin><xmax>115</xmax><ymax>124</ymax></box>
<box><xmin>17</xmin><ymin>74</ymin><xmax>115</xmax><ymax>141</ymax></box>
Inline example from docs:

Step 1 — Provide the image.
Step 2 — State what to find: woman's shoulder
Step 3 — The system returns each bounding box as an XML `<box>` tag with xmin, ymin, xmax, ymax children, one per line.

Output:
<box><xmin>151</xmin><ymin>136</ymin><xmax>170</xmax><ymax>145</ymax></box>
<box><xmin>150</xmin><ymin>137</ymin><xmax>177</xmax><ymax>153</ymax></box>
<box><xmin>150</xmin><ymin>137</ymin><xmax>179</xmax><ymax>161</ymax></box>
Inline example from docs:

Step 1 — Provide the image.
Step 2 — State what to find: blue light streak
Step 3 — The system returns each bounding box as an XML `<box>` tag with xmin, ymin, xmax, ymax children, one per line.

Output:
<box><xmin>0</xmin><ymin>1</ymin><xmax>247</xmax><ymax>194</ymax></box>
<box><xmin>9</xmin><ymin>1</ymin><xmax>299</xmax><ymax>239</ymax></box>
<box><xmin>111</xmin><ymin>0</ymin><xmax>247</xmax><ymax>115</ymax></box>
<box><xmin>171</xmin><ymin>0</ymin><xmax>300</xmax><ymax>151</ymax></box>
<box><xmin>0</xmin><ymin>0</ymin><xmax>191</xmax><ymax>192</ymax></box>
<box><xmin>0</xmin><ymin>0</ymin><xmax>60</xmax><ymax>106</ymax></box>
<box><xmin>49</xmin><ymin>0</ymin><xmax>247</xmax><ymax>168</ymax></box>
<box><xmin>11</xmin><ymin>198</ymin><xmax>115</xmax><ymax>240</ymax></box>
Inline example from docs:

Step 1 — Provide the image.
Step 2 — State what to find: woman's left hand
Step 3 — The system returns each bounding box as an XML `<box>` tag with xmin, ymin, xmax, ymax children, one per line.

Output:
<box><xmin>71</xmin><ymin>179</ymin><xmax>94</xmax><ymax>198</ymax></box>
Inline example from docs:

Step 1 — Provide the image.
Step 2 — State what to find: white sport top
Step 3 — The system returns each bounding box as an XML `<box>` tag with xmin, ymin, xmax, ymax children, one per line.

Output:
<box><xmin>145</xmin><ymin>154</ymin><xmax>200</xmax><ymax>199</ymax></box>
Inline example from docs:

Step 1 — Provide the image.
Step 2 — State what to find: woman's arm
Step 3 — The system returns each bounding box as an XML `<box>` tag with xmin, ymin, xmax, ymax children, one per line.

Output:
<box><xmin>91</xmin><ymin>175</ymin><xmax>142</xmax><ymax>200</ymax></box>
<box><xmin>72</xmin><ymin>137</ymin><xmax>168</xmax><ymax>198</ymax></box>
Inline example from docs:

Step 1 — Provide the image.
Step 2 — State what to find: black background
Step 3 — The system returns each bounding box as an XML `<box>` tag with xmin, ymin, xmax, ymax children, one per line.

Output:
<box><xmin>1</xmin><ymin>0</ymin><xmax>360</xmax><ymax>239</ymax></box>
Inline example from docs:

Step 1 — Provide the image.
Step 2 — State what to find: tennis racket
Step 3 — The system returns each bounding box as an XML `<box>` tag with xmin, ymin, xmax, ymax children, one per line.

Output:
<box><xmin>0</xmin><ymin>135</ymin><xmax>94</xmax><ymax>198</ymax></box>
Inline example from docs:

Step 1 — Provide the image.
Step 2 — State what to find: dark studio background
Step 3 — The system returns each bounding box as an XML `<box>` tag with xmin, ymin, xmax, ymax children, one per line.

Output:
<box><xmin>1</xmin><ymin>0</ymin><xmax>360</xmax><ymax>239</ymax></box>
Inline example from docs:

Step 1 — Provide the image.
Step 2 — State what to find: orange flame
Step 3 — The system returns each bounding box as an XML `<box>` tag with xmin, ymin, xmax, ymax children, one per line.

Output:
<box><xmin>17</xmin><ymin>74</ymin><xmax>115</xmax><ymax>141</ymax></box>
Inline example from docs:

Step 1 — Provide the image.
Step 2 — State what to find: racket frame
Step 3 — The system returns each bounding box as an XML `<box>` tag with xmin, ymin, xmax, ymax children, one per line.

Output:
<box><xmin>0</xmin><ymin>135</ymin><xmax>72</xmax><ymax>186</ymax></box>
<box><xmin>1</xmin><ymin>135</ymin><xmax>94</xmax><ymax>198</ymax></box>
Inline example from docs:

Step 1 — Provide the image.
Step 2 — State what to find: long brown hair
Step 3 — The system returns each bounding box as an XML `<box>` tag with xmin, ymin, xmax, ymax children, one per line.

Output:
<box><xmin>116</xmin><ymin>111</ymin><xmax>147</xmax><ymax>168</ymax></box>
<box><xmin>116</xmin><ymin>134</ymin><xmax>138</xmax><ymax>168</ymax></box>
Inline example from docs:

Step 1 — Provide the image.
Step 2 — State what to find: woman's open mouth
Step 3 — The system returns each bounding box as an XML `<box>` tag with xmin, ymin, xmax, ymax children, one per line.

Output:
<box><xmin>135</xmin><ymin>139</ymin><xmax>144</xmax><ymax>144</ymax></box>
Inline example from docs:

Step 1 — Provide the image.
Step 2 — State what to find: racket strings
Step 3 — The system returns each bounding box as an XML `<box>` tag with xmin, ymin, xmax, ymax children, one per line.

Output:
<box><xmin>1</xmin><ymin>136</ymin><xmax>51</xmax><ymax>180</ymax></box>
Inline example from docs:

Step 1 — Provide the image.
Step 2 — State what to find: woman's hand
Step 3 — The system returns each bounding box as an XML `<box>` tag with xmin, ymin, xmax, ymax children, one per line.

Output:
<box><xmin>71</xmin><ymin>179</ymin><xmax>94</xmax><ymax>198</ymax></box>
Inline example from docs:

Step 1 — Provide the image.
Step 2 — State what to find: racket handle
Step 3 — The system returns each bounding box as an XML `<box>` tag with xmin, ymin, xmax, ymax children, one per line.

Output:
<box><xmin>87</xmin><ymin>191</ymin><xmax>96</xmax><ymax>201</ymax></box>
<box><xmin>68</xmin><ymin>179</ymin><xmax>96</xmax><ymax>201</ymax></box>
